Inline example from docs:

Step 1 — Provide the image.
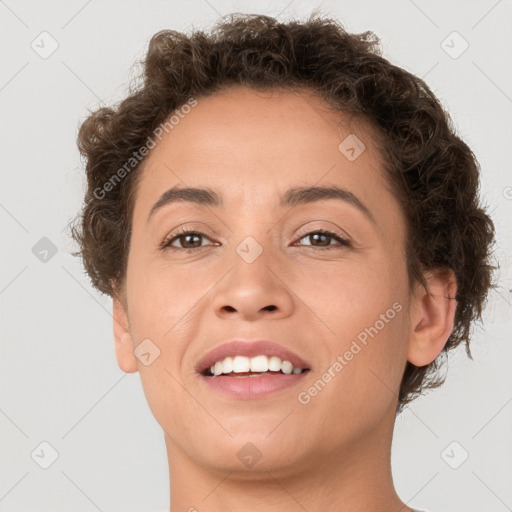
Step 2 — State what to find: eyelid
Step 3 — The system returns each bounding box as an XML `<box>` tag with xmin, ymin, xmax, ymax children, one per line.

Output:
<box><xmin>161</xmin><ymin>222</ymin><xmax>215</xmax><ymax>241</ymax></box>
<box><xmin>294</xmin><ymin>221</ymin><xmax>351</xmax><ymax>242</ymax></box>
<box><xmin>160</xmin><ymin>225</ymin><xmax>216</xmax><ymax>250</ymax></box>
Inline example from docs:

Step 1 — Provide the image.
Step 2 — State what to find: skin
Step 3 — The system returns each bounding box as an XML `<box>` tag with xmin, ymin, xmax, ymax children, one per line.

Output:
<box><xmin>112</xmin><ymin>86</ymin><xmax>457</xmax><ymax>512</ymax></box>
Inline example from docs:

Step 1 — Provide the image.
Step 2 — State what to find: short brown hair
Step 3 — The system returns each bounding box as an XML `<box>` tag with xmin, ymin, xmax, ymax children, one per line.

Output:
<box><xmin>70</xmin><ymin>12</ymin><xmax>497</xmax><ymax>413</ymax></box>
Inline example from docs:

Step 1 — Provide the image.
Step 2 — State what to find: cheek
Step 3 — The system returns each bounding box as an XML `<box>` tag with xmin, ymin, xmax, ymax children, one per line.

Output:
<box><xmin>126</xmin><ymin>254</ymin><xmax>205</xmax><ymax>340</ymax></box>
<box><xmin>294</xmin><ymin>250</ymin><xmax>403</xmax><ymax>334</ymax></box>
<box><xmin>124</xmin><ymin>256</ymin><xmax>207</xmax><ymax>437</ymax></box>
<box><xmin>294</xmin><ymin>252</ymin><xmax>409</xmax><ymax>408</ymax></box>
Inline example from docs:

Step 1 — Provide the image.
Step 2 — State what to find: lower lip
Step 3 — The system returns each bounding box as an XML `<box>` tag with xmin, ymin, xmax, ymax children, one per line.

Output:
<box><xmin>200</xmin><ymin>372</ymin><xmax>309</xmax><ymax>399</ymax></box>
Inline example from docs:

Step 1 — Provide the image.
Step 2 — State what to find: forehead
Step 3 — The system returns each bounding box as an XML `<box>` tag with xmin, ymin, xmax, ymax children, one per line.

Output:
<box><xmin>158</xmin><ymin>86</ymin><xmax>375</xmax><ymax>162</ymax></box>
<box><xmin>132</xmin><ymin>86</ymin><xmax>392</xmax><ymax>216</ymax></box>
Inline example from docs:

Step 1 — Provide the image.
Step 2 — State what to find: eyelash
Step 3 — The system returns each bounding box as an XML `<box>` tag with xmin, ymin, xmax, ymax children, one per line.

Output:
<box><xmin>159</xmin><ymin>227</ymin><xmax>352</xmax><ymax>253</ymax></box>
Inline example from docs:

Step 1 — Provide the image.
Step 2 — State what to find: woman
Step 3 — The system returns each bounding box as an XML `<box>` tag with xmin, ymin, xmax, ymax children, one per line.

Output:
<box><xmin>71</xmin><ymin>13</ymin><xmax>496</xmax><ymax>512</ymax></box>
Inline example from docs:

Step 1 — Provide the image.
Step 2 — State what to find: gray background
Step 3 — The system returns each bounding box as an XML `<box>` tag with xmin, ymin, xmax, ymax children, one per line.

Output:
<box><xmin>1</xmin><ymin>1</ymin><xmax>511</xmax><ymax>511</ymax></box>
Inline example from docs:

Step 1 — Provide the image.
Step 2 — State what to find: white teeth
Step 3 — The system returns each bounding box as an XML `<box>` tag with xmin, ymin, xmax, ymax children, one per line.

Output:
<box><xmin>207</xmin><ymin>354</ymin><xmax>305</xmax><ymax>376</ymax></box>
<box><xmin>250</xmin><ymin>355</ymin><xmax>269</xmax><ymax>372</ymax></box>
<box><xmin>281</xmin><ymin>360</ymin><xmax>293</xmax><ymax>374</ymax></box>
<box><xmin>213</xmin><ymin>361</ymin><xmax>223</xmax><ymax>376</ymax></box>
<box><xmin>268</xmin><ymin>356</ymin><xmax>282</xmax><ymax>371</ymax></box>
<box><xmin>223</xmin><ymin>356</ymin><xmax>234</xmax><ymax>373</ymax></box>
<box><xmin>233</xmin><ymin>355</ymin><xmax>250</xmax><ymax>373</ymax></box>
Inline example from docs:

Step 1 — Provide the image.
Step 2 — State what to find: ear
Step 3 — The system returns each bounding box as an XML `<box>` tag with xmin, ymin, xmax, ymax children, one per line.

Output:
<box><xmin>407</xmin><ymin>268</ymin><xmax>458</xmax><ymax>366</ymax></box>
<box><xmin>113</xmin><ymin>294</ymin><xmax>138</xmax><ymax>374</ymax></box>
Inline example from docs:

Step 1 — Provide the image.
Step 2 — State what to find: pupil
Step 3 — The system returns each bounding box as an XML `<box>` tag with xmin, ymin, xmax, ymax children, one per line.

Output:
<box><xmin>312</xmin><ymin>233</ymin><xmax>329</xmax><ymax>246</ymax></box>
<box><xmin>183</xmin><ymin>234</ymin><xmax>200</xmax><ymax>248</ymax></box>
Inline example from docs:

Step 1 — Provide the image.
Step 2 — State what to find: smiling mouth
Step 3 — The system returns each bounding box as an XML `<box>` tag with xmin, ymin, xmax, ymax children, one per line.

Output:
<box><xmin>201</xmin><ymin>354</ymin><xmax>310</xmax><ymax>377</ymax></box>
<box><xmin>204</xmin><ymin>369</ymin><xmax>311</xmax><ymax>377</ymax></box>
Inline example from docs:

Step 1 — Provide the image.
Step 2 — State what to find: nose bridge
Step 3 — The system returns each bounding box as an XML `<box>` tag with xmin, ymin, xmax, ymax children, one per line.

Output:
<box><xmin>230</xmin><ymin>224</ymin><xmax>280</xmax><ymax>286</ymax></box>
<box><xmin>211</xmin><ymin>219</ymin><xmax>294</xmax><ymax>318</ymax></box>
<box><xmin>228</xmin><ymin>204</ymin><xmax>278</xmax><ymax>266</ymax></box>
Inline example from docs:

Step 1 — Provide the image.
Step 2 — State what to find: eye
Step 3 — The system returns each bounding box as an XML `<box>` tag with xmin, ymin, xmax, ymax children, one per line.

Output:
<box><xmin>160</xmin><ymin>229</ymin><xmax>215</xmax><ymax>252</ymax></box>
<box><xmin>294</xmin><ymin>229</ymin><xmax>351</xmax><ymax>250</ymax></box>
<box><xmin>160</xmin><ymin>227</ymin><xmax>351</xmax><ymax>253</ymax></box>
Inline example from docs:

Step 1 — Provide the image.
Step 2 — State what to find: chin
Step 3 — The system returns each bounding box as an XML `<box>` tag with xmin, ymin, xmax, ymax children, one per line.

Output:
<box><xmin>191</xmin><ymin>429</ymin><xmax>314</xmax><ymax>475</ymax></box>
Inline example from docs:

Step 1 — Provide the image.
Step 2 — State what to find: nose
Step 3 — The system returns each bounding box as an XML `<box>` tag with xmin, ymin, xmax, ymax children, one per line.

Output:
<box><xmin>211</xmin><ymin>248</ymin><xmax>295</xmax><ymax>322</ymax></box>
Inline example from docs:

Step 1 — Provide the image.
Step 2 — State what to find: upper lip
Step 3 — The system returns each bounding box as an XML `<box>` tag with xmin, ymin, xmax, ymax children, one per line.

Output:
<box><xmin>195</xmin><ymin>340</ymin><xmax>312</xmax><ymax>374</ymax></box>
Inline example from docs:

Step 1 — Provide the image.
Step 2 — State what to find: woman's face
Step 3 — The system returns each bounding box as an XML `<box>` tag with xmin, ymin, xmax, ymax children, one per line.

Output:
<box><xmin>116</xmin><ymin>86</ymin><xmax>415</xmax><ymax>475</ymax></box>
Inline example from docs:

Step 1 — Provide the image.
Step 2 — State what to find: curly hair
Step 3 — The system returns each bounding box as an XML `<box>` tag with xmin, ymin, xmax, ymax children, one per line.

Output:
<box><xmin>70</xmin><ymin>12</ymin><xmax>497</xmax><ymax>413</ymax></box>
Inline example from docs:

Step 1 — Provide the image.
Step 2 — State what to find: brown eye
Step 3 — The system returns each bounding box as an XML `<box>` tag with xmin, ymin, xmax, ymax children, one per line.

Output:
<box><xmin>160</xmin><ymin>228</ymin><xmax>350</xmax><ymax>252</ymax></box>
<box><xmin>161</xmin><ymin>230</ymin><xmax>211</xmax><ymax>251</ymax></box>
<box><xmin>296</xmin><ymin>229</ymin><xmax>351</xmax><ymax>250</ymax></box>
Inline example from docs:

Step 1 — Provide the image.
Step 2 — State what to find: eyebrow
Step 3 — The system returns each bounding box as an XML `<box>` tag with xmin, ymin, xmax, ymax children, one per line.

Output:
<box><xmin>147</xmin><ymin>184</ymin><xmax>376</xmax><ymax>225</ymax></box>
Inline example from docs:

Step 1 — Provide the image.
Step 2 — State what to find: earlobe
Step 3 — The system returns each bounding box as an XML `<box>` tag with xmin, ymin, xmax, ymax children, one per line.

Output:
<box><xmin>115</xmin><ymin>332</ymin><xmax>139</xmax><ymax>373</ymax></box>
<box><xmin>113</xmin><ymin>296</ymin><xmax>139</xmax><ymax>374</ymax></box>
<box><xmin>407</xmin><ymin>269</ymin><xmax>458</xmax><ymax>367</ymax></box>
